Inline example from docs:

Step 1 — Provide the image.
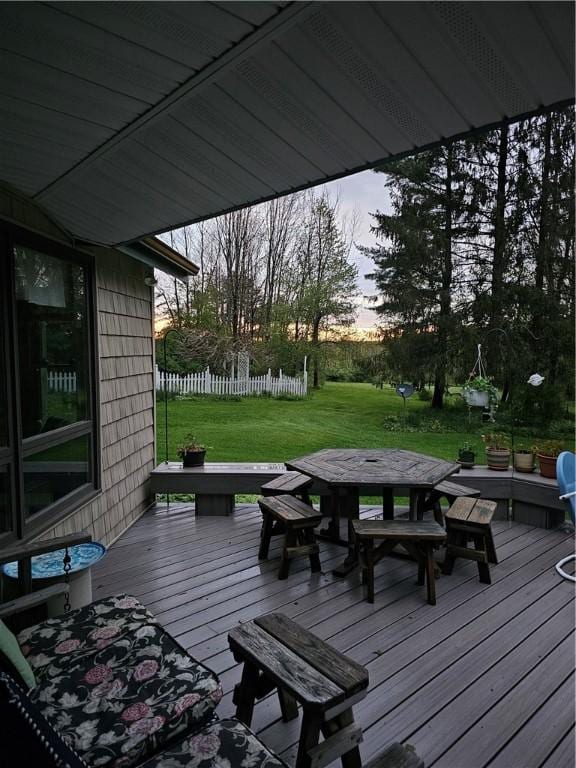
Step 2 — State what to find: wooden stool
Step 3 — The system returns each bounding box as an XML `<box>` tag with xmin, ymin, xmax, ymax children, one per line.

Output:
<box><xmin>229</xmin><ymin>613</ymin><xmax>369</xmax><ymax>768</ymax></box>
<box><xmin>442</xmin><ymin>497</ymin><xmax>498</xmax><ymax>583</ymax></box>
<box><xmin>419</xmin><ymin>480</ymin><xmax>481</xmax><ymax>525</ymax></box>
<box><xmin>258</xmin><ymin>495</ymin><xmax>322</xmax><ymax>579</ymax></box>
<box><xmin>261</xmin><ymin>471</ymin><xmax>313</xmax><ymax>504</ymax></box>
<box><xmin>352</xmin><ymin>519</ymin><xmax>447</xmax><ymax>605</ymax></box>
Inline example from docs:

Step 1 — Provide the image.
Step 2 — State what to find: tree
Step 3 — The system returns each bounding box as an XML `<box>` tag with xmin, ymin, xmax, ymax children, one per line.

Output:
<box><xmin>293</xmin><ymin>193</ymin><xmax>358</xmax><ymax>387</ymax></box>
<box><xmin>364</xmin><ymin>106</ymin><xmax>574</xmax><ymax>411</ymax></box>
<box><xmin>363</xmin><ymin>146</ymin><xmax>470</xmax><ymax>407</ymax></box>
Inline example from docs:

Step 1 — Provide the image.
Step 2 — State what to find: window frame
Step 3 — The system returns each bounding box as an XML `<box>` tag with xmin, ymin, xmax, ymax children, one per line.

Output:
<box><xmin>0</xmin><ymin>222</ymin><xmax>100</xmax><ymax>544</ymax></box>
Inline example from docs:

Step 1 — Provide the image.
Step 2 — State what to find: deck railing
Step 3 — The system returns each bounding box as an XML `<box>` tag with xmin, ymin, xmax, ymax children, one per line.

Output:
<box><xmin>155</xmin><ymin>365</ymin><xmax>307</xmax><ymax>397</ymax></box>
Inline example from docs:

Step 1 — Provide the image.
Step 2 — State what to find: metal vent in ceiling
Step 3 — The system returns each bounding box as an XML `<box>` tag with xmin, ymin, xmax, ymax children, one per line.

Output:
<box><xmin>305</xmin><ymin>8</ymin><xmax>431</xmax><ymax>145</ymax></box>
<box><xmin>433</xmin><ymin>2</ymin><xmax>531</xmax><ymax>115</ymax></box>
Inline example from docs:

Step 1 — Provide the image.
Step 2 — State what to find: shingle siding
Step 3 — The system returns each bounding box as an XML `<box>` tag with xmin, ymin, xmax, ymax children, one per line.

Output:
<box><xmin>43</xmin><ymin>248</ymin><xmax>156</xmax><ymax>546</ymax></box>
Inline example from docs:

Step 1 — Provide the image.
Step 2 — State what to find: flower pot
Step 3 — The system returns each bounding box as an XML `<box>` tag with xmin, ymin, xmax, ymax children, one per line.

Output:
<box><xmin>463</xmin><ymin>389</ymin><xmax>490</xmax><ymax>408</ymax></box>
<box><xmin>458</xmin><ymin>449</ymin><xmax>475</xmax><ymax>469</ymax></box>
<box><xmin>537</xmin><ymin>454</ymin><xmax>557</xmax><ymax>479</ymax></box>
<box><xmin>182</xmin><ymin>450</ymin><xmax>206</xmax><ymax>468</ymax></box>
<box><xmin>514</xmin><ymin>451</ymin><xmax>535</xmax><ymax>473</ymax></box>
<box><xmin>486</xmin><ymin>448</ymin><xmax>510</xmax><ymax>471</ymax></box>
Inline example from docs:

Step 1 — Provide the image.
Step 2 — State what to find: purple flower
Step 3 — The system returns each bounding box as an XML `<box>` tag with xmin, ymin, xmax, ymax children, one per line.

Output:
<box><xmin>133</xmin><ymin>659</ymin><xmax>159</xmax><ymax>682</ymax></box>
<box><xmin>84</xmin><ymin>665</ymin><xmax>113</xmax><ymax>685</ymax></box>
<box><xmin>128</xmin><ymin>716</ymin><xmax>165</xmax><ymax>737</ymax></box>
<box><xmin>121</xmin><ymin>702</ymin><xmax>151</xmax><ymax>722</ymax></box>
<box><xmin>54</xmin><ymin>638</ymin><xmax>81</xmax><ymax>654</ymax></box>
<box><xmin>174</xmin><ymin>693</ymin><xmax>200</xmax><ymax>716</ymax></box>
<box><xmin>188</xmin><ymin>731</ymin><xmax>221</xmax><ymax>760</ymax></box>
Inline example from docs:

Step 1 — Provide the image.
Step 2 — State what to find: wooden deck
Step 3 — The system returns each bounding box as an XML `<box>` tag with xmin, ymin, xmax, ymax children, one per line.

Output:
<box><xmin>92</xmin><ymin>503</ymin><xmax>575</xmax><ymax>768</ymax></box>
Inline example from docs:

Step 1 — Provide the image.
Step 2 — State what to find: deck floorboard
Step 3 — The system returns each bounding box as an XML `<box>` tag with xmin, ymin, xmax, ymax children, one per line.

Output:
<box><xmin>93</xmin><ymin>503</ymin><xmax>575</xmax><ymax>768</ymax></box>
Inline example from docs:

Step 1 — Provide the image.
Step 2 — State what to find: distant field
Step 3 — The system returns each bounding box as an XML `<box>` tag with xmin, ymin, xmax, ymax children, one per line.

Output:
<box><xmin>157</xmin><ymin>382</ymin><xmax>505</xmax><ymax>466</ymax></box>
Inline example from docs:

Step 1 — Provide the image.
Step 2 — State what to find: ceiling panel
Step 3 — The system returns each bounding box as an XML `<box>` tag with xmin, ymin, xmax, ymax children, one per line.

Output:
<box><xmin>0</xmin><ymin>1</ymin><xmax>572</xmax><ymax>245</ymax></box>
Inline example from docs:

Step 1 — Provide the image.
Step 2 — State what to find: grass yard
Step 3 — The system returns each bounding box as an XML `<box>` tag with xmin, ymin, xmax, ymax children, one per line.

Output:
<box><xmin>157</xmin><ymin>382</ymin><xmax>518</xmax><ymax>466</ymax></box>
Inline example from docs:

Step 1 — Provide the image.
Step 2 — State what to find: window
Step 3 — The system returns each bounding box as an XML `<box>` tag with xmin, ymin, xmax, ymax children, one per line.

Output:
<box><xmin>0</xmin><ymin>229</ymin><xmax>98</xmax><ymax>542</ymax></box>
<box><xmin>15</xmin><ymin>247</ymin><xmax>89</xmax><ymax>438</ymax></box>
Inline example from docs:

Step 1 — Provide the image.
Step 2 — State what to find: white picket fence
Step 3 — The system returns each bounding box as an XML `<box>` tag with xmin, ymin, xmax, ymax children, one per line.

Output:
<box><xmin>47</xmin><ymin>371</ymin><xmax>77</xmax><ymax>393</ymax></box>
<box><xmin>155</xmin><ymin>365</ymin><xmax>307</xmax><ymax>397</ymax></box>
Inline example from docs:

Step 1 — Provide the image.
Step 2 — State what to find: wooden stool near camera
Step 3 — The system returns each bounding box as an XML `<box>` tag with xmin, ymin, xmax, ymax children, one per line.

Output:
<box><xmin>229</xmin><ymin>612</ymin><xmax>369</xmax><ymax>768</ymax></box>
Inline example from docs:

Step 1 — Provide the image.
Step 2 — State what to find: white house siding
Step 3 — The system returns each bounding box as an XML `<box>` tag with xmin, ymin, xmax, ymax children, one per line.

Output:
<box><xmin>0</xmin><ymin>191</ymin><xmax>156</xmax><ymax>546</ymax></box>
<box><xmin>45</xmin><ymin>249</ymin><xmax>155</xmax><ymax>546</ymax></box>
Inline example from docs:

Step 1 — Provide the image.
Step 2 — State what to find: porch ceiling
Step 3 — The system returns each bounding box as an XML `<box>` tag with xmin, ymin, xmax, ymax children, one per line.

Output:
<box><xmin>0</xmin><ymin>1</ymin><xmax>573</xmax><ymax>246</ymax></box>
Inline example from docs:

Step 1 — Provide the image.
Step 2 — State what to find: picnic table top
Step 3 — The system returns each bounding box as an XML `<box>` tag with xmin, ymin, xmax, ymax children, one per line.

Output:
<box><xmin>286</xmin><ymin>448</ymin><xmax>460</xmax><ymax>489</ymax></box>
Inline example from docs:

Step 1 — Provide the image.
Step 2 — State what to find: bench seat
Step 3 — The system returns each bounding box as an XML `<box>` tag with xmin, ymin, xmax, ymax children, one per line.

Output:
<box><xmin>15</xmin><ymin>595</ymin><xmax>222</xmax><ymax>768</ymax></box>
<box><xmin>261</xmin><ymin>471</ymin><xmax>313</xmax><ymax>502</ymax></box>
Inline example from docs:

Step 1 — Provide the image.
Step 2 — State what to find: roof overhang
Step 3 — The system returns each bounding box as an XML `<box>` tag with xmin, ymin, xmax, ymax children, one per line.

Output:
<box><xmin>0</xmin><ymin>1</ymin><xmax>573</xmax><ymax>246</ymax></box>
<box><xmin>117</xmin><ymin>237</ymin><xmax>199</xmax><ymax>281</ymax></box>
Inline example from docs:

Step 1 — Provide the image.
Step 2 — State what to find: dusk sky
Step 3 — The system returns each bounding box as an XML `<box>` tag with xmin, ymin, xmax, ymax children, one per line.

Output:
<box><xmin>319</xmin><ymin>168</ymin><xmax>392</xmax><ymax>330</ymax></box>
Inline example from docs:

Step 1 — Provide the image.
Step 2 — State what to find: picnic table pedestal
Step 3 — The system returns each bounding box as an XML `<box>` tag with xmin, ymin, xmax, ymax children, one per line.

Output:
<box><xmin>228</xmin><ymin>613</ymin><xmax>369</xmax><ymax>768</ymax></box>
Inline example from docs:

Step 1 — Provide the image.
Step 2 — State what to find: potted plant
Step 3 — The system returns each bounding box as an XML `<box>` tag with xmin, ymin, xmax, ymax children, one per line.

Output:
<box><xmin>513</xmin><ymin>442</ymin><xmax>535</xmax><ymax>474</ymax></box>
<box><xmin>482</xmin><ymin>432</ymin><xmax>511</xmax><ymax>471</ymax></box>
<box><xmin>462</xmin><ymin>376</ymin><xmax>498</xmax><ymax>409</ymax></box>
<box><xmin>534</xmin><ymin>440</ymin><xmax>564</xmax><ymax>479</ymax></box>
<box><xmin>178</xmin><ymin>434</ymin><xmax>207</xmax><ymax>468</ymax></box>
<box><xmin>458</xmin><ymin>441</ymin><xmax>476</xmax><ymax>469</ymax></box>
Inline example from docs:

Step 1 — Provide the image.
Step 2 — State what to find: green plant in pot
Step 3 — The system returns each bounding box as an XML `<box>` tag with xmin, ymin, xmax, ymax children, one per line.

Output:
<box><xmin>513</xmin><ymin>441</ymin><xmax>535</xmax><ymax>474</ymax></box>
<box><xmin>178</xmin><ymin>434</ymin><xmax>207</xmax><ymax>468</ymax></box>
<box><xmin>482</xmin><ymin>432</ymin><xmax>511</xmax><ymax>471</ymax></box>
<box><xmin>458</xmin><ymin>441</ymin><xmax>476</xmax><ymax>469</ymax></box>
<box><xmin>462</xmin><ymin>376</ymin><xmax>498</xmax><ymax>409</ymax></box>
<box><xmin>534</xmin><ymin>440</ymin><xmax>564</xmax><ymax>479</ymax></box>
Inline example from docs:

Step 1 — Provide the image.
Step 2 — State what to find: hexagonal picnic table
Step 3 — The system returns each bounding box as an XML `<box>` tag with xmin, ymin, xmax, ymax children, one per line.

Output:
<box><xmin>286</xmin><ymin>448</ymin><xmax>460</xmax><ymax>576</ymax></box>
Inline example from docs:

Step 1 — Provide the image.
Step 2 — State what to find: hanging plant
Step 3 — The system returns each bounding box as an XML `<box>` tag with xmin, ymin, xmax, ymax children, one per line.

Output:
<box><xmin>462</xmin><ymin>375</ymin><xmax>498</xmax><ymax>408</ymax></box>
<box><xmin>462</xmin><ymin>344</ymin><xmax>498</xmax><ymax>409</ymax></box>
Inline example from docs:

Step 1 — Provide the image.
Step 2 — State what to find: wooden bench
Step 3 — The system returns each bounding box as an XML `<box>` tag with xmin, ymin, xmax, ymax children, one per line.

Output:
<box><xmin>258</xmin><ymin>495</ymin><xmax>323</xmax><ymax>579</ymax></box>
<box><xmin>419</xmin><ymin>480</ymin><xmax>481</xmax><ymax>524</ymax></box>
<box><xmin>442</xmin><ymin>497</ymin><xmax>498</xmax><ymax>583</ymax></box>
<box><xmin>151</xmin><ymin>462</ymin><xmax>564</xmax><ymax>529</ymax></box>
<box><xmin>228</xmin><ymin>613</ymin><xmax>369</xmax><ymax>768</ymax></box>
<box><xmin>352</xmin><ymin>519</ymin><xmax>447</xmax><ymax>605</ymax></box>
<box><xmin>150</xmin><ymin>462</ymin><xmax>286</xmax><ymax>515</ymax></box>
<box><xmin>261</xmin><ymin>471</ymin><xmax>313</xmax><ymax>503</ymax></box>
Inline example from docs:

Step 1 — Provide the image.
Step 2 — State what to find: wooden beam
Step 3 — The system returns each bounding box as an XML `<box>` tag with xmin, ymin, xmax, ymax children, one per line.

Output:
<box><xmin>0</xmin><ymin>531</ymin><xmax>92</xmax><ymax>566</ymax></box>
<box><xmin>0</xmin><ymin>584</ymin><xmax>68</xmax><ymax>619</ymax></box>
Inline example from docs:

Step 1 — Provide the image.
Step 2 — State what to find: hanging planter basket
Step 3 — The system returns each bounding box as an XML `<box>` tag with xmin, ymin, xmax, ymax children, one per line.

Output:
<box><xmin>462</xmin><ymin>345</ymin><xmax>498</xmax><ymax>410</ymax></box>
<box><xmin>462</xmin><ymin>389</ymin><xmax>490</xmax><ymax>408</ymax></box>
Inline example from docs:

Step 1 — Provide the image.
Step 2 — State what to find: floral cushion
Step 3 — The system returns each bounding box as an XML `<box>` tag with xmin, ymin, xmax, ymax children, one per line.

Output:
<box><xmin>139</xmin><ymin>719</ymin><xmax>288</xmax><ymax>768</ymax></box>
<box><xmin>30</xmin><ymin>623</ymin><xmax>223</xmax><ymax>768</ymax></box>
<box><xmin>18</xmin><ymin>595</ymin><xmax>157</xmax><ymax>681</ymax></box>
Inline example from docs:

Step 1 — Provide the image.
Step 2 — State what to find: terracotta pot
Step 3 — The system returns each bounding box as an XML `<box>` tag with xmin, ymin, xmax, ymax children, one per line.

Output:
<box><xmin>486</xmin><ymin>448</ymin><xmax>510</xmax><ymax>471</ymax></box>
<box><xmin>514</xmin><ymin>451</ymin><xmax>535</xmax><ymax>473</ymax></box>
<box><xmin>537</xmin><ymin>454</ymin><xmax>557</xmax><ymax>479</ymax></box>
<box><xmin>182</xmin><ymin>450</ymin><xmax>206</xmax><ymax>468</ymax></box>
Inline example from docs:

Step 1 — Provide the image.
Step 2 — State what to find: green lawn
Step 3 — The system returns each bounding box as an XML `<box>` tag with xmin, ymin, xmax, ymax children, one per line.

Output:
<box><xmin>157</xmin><ymin>382</ymin><xmax>510</xmax><ymax>466</ymax></box>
